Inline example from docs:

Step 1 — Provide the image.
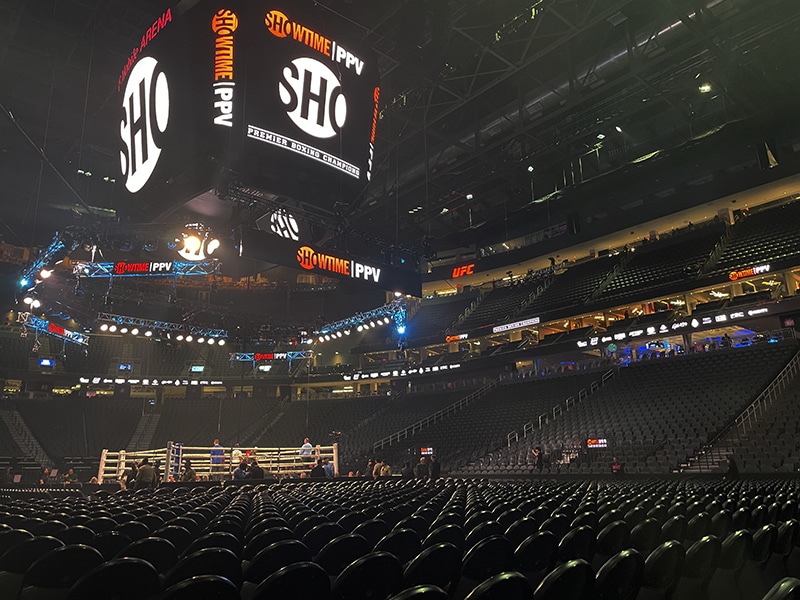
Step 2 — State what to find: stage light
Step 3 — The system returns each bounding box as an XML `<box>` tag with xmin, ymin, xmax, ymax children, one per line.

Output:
<box><xmin>324</xmin><ymin>334</ymin><xmax>331</xmax><ymax>341</ymax></box>
<box><xmin>185</xmin><ymin>335</ymin><xmax>193</xmax><ymax>342</ymax></box>
<box><xmin>22</xmin><ymin>297</ymin><xmax>33</xmax><ymax>305</ymax></box>
<box><xmin>20</xmin><ymin>278</ymin><xmax>30</xmax><ymax>288</ymax></box>
<box><xmin>397</xmin><ymin>325</ymin><xmax>406</xmax><ymax>335</ymax></box>
<box><xmin>336</xmin><ymin>331</ymin><xmax>343</xmax><ymax>338</ymax></box>
<box><xmin>217</xmin><ymin>339</ymin><xmax>225</xmax><ymax>346</ymax></box>
<box><xmin>344</xmin><ymin>330</ymin><xmax>351</xmax><ymax>335</ymax></box>
<box><xmin>466</xmin><ymin>193</ymin><xmax>473</xmax><ymax>200</ymax></box>
<box><xmin>207</xmin><ymin>338</ymin><xmax>215</xmax><ymax>344</ymax></box>
<box><xmin>699</xmin><ymin>83</ymin><xmax>712</xmax><ymax>93</ymax></box>
<box><xmin>319</xmin><ymin>336</ymin><xmax>325</xmax><ymax>343</ymax></box>
<box><xmin>131</xmin><ymin>328</ymin><xmax>139</xmax><ymax>335</ymax></box>
<box><xmin>31</xmin><ymin>299</ymin><xmax>41</xmax><ymax>309</ymax></box>
<box><xmin>383</xmin><ymin>317</ymin><xmax>390</xmax><ymax>324</ymax></box>
<box><xmin>120</xmin><ymin>327</ymin><xmax>129</xmax><ymax>334</ymax></box>
<box><xmin>176</xmin><ymin>334</ymin><xmax>184</xmax><ymax>341</ymax></box>
<box><xmin>109</xmin><ymin>325</ymin><xmax>118</xmax><ymax>332</ymax></box>
<box><xmin>370</xmin><ymin>321</ymin><xmax>376</xmax><ymax>328</ymax></box>
<box><xmin>197</xmin><ymin>337</ymin><xmax>205</xmax><ymax>344</ymax></box>
<box><xmin>100</xmin><ymin>324</ymin><xmax>109</xmax><ymax>332</ymax></box>
<box><xmin>357</xmin><ymin>325</ymin><xmax>363</xmax><ymax>332</ymax></box>
<box><xmin>39</xmin><ymin>269</ymin><xmax>52</xmax><ymax>279</ymax></box>
<box><xmin>527</xmin><ymin>165</ymin><xmax>534</xmax><ymax>173</ymax></box>
<box><xmin>144</xmin><ymin>330</ymin><xmax>153</xmax><ymax>337</ymax></box>
<box><xmin>615</xmin><ymin>126</ymin><xmax>622</xmax><ymax>132</ymax></box>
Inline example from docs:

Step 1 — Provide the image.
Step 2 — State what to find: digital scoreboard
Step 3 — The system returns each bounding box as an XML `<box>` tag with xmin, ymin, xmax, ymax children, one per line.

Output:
<box><xmin>116</xmin><ymin>1</ymin><xmax>380</xmax><ymax>220</ymax></box>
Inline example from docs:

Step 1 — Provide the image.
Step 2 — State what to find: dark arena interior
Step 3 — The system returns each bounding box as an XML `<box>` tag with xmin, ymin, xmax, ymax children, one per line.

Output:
<box><xmin>1</xmin><ymin>0</ymin><xmax>800</xmax><ymax>598</ymax></box>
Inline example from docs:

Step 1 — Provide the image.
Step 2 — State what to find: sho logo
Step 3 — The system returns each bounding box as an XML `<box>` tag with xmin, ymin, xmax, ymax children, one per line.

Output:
<box><xmin>269</xmin><ymin>210</ymin><xmax>300</xmax><ymax>241</ymax></box>
<box><xmin>278</xmin><ymin>57</ymin><xmax>346</xmax><ymax>139</ymax></box>
<box><xmin>120</xmin><ymin>56</ymin><xmax>170</xmax><ymax>193</ymax></box>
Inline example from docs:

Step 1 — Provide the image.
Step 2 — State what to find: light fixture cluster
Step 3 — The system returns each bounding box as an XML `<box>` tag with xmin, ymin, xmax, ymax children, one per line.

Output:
<box><xmin>315</xmin><ymin>298</ymin><xmax>407</xmax><ymax>344</ymax></box>
<box><xmin>95</xmin><ymin>312</ymin><xmax>227</xmax><ymax>345</ymax></box>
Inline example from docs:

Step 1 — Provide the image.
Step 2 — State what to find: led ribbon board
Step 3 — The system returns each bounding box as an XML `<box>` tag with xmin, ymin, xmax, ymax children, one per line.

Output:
<box><xmin>116</xmin><ymin>1</ymin><xmax>380</xmax><ymax>221</ymax></box>
<box><xmin>17</xmin><ymin>313</ymin><xmax>88</xmax><ymax>347</ymax></box>
<box><xmin>74</xmin><ymin>260</ymin><xmax>220</xmax><ymax>278</ymax></box>
<box><xmin>240</xmin><ymin>227</ymin><xmax>422</xmax><ymax>296</ymax></box>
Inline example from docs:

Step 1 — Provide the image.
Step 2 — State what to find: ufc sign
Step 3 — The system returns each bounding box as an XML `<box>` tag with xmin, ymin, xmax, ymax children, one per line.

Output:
<box><xmin>120</xmin><ymin>56</ymin><xmax>170</xmax><ymax>193</ymax></box>
<box><xmin>452</xmin><ymin>263</ymin><xmax>475</xmax><ymax>278</ymax></box>
<box><xmin>278</xmin><ymin>57</ymin><xmax>346</xmax><ymax>139</ymax></box>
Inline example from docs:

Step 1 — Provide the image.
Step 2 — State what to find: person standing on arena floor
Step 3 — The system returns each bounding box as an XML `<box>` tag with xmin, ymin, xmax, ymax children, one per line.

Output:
<box><xmin>429</xmin><ymin>455</ymin><xmax>440</xmax><ymax>480</ymax></box>
<box><xmin>121</xmin><ymin>461</ymin><xmax>137</xmax><ymax>490</ymax></box>
<box><xmin>414</xmin><ymin>456</ymin><xmax>429</xmax><ymax>479</ymax></box>
<box><xmin>248</xmin><ymin>458</ymin><xmax>265</xmax><ymax>479</ymax></box>
<box><xmin>135</xmin><ymin>458</ymin><xmax>157</xmax><ymax>490</ymax></box>
<box><xmin>210</xmin><ymin>439</ymin><xmax>224</xmax><ymax>480</ymax></box>
<box><xmin>181</xmin><ymin>460</ymin><xmax>196</xmax><ymax>482</ymax></box>
<box><xmin>231</xmin><ymin>443</ymin><xmax>243</xmax><ymax>472</ymax></box>
<box><xmin>322</xmin><ymin>457</ymin><xmax>335</xmax><ymax>479</ymax></box>
<box><xmin>233</xmin><ymin>459</ymin><xmax>248</xmax><ymax>480</ymax></box>
<box><xmin>300</xmin><ymin>437</ymin><xmax>313</xmax><ymax>455</ymax></box>
<box><xmin>310</xmin><ymin>458</ymin><xmax>326</xmax><ymax>479</ymax></box>
<box><xmin>372</xmin><ymin>459</ymin><xmax>384</xmax><ymax>479</ymax></box>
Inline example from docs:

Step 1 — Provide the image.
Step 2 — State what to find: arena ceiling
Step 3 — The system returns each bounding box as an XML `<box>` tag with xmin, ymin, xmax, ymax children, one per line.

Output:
<box><xmin>1</xmin><ymin>0</ymin><xmax>799</xmax><ymax>255</ymax></box>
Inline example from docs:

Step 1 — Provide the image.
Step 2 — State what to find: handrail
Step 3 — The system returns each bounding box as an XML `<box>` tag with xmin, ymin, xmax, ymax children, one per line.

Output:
<box><xmin>512</xmin><ymin>368</ymin><xmax>615</xmax><ymax>441</ymax></box>
<box><xmin>373</xmin><ymin>378</ymin><xmax>499</xmax><ymax>450</ymax></box>
<box><xmin>689</xmin><ymin>346</ymin><xmax>800</xmax><ymax>472</ymax></box>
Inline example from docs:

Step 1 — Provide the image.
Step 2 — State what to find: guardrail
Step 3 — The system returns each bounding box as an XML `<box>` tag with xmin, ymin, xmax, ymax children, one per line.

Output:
<box><xmin>509</xmin><ymin>368</ymin><xmax>616</xmax><ymax>447</ymax></box>
<box><xmin>373</xmin><ymin>379</ymin><xmax>499</xmax><ymax>450</ymax></box>
<box><xmin>99</xmin><ymin>443</ymin><xmax>339</xmax><ymax>484</ymax></box>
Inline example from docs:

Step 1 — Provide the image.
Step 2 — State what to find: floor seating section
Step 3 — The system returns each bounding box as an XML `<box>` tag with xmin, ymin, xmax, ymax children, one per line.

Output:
<box><xmin>0</xmin><ymin>477</ymin><xmax>797</xmax><ymax>600</ymax></box>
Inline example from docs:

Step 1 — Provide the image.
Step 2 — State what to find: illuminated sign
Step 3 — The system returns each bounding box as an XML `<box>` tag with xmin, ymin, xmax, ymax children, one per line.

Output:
<box><xmin>296</xmin><ymin>246</ymin><xmax>381</xmax><ymax>283</ymax></box>
<box><xmin>492</xmin><ymin>317</ymin><xmax>540</xmax><ymax>334</ymax></box>
<box><xmin>120</xmin><ymin>56</ymin><xmax>170</xmax><ymax>193</ymax></box>
<box><xmin>748</xmin><ymin>307</ymin><xmax>769</xmax><ymax>316</ymax></box>
<box><xmin>729</xmin><ymin>264</ymin><xmax>770</xmax><ymax>281</ymax></box>
<box><xmin>445</xmin><ymin>334</ymin><xmax>469</xmax><ymax>343</ymax></box>
<box><xmin>452</xmin><ymin>263</ymin><xmax>475</xmax><ymax>279</ymax></box>
<box><xmin>241</xmin><ymin>228</ymin><xmax>421</xmax><ymax>296</ymax></box>
<box><xmin>586</xmin><ymin>438</ymin><xmax>608</xmax><ymax>449</ymax></box>
<box><xmin>118</xmin><ymin>9</ymin><xmax>173</xmax><ymax>92</ymax></box>
<box><xmin>576</xmin><ymin>341</ymin><xmax>588</xmax><ymax>348</ymax></box>
<box><xmin>268</xmin><ymin>210</ymin><xmax>300</xmax><ymax>241</ymax></box>
<box><xmin>113</xmin><ymin>262</ymin><xmax>174</xmax><ymax>275</ymax></box>
<box><xmin>211</xmin><ymin>9</ymin><xmax>238</xmax><ymax>127</ymax></box>
<box><xmin>38</xmin><ymin>358</ymin><xmax>54</xmax><ymax>368</ymax></box>
<box><xmin>254</xmin><ymin>352</ymin><xmax>289</xmax><ymax>361</ymax></box>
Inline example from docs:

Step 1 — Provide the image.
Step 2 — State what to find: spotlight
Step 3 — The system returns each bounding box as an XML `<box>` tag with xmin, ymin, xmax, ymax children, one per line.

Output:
<box><xmin>615</xmin><ymin>126</ymin><xmax>622</xmax><ymax>133</ymax></box>
<box><xmin>207</xmin><ymin>338</ymin><xmax>215</xmax><ymax>344</ymax></box>
<box><xmin>144</xmin><ymin>330</ymin><xmax>153</xmax><ymax>337</ymax></box>
<box><xmin>527</xmin><ymin>165</ymin><xmax>534</xmax><ymax>173</ymax></box>
<box><xmin>39</xmin><ymin>269</ymin><xmax>52</xmax><ymax>279</ymax></box>
<box><xmin>336</xmin><ymin>331</ymin><xmax>343</xmax><ymax>338</ymax></box>
<box><xmin>344</xmin><ymin>330</ymin><xmax>351</xmax><ymax>335</ymax></box>
<box><xmin>197</xmin><ymin>337</ymin><xmax>205</xmax><ymax>344</ymax></box>
<box><xmin>131</xmin><ymin>328</ymin><xmax>139</xmax><ymax>336</ymax></box>
<box><xmin>185</xmin><ymin>335</ymin><xmax>193</xmax><ymax>342</ymax></box>
<box><xmin>324</xmin><ymin>334</ymin><xmax>331</xmax><ymax>341</ymax></box>
<box><xmin>120</xmin><ymin>327</ymin><xmax>129</xmax><ymax>334</ymax></box>
<box><xmin>109</xmin><ymin>325</ymin><xmax>118</xmax><ymax>332</ymax></box>
<box><xmin>383</xmin><ymin>317</ymin><xmax>390</xmax><ymax>324</ymax></box>
<box><xmin>397</xmin><ymin>325</ymin><xmax>406</xmax><ymax>335</ymax></box>
<box><xmin>22</xmin><ymin>297</ymin><xmax>33</xmax><ymax>305</ymax></box>
<box><xmin>319</xmin><ymin>336</ymin><xmax>325</xmax><ymax>343</ymax></box>
<box><xmin>19</xmin><ymin>278</ymin><xmax>30</xmax><ymax>288</ymax></box>
<box><xmin>218</xmin><ymin>339</ymin><xmax>225</xmax><ymax>346</ymax></box>
<box><xmin>176</xmin><ymin>334</ymin><xmax>184</xmax><ymax>341</ymax></box>
<box><xmin>370</xmin><ymin>321</ymin><xmax>376</xmax><ymax>328</ymax></box>
<box><xmin>100</xmin><ymin>323</ymin><xmax>109</xmax><ymax>332</ymax></box>
<box><xmin>357</xmin><ymin>325</ymin><xmax>363</xmax><ymax>332</ymax></box>
<box><xmin>31</xmin><ymin>299</ymin><xmax>41</xmax><ymax>309</ymax></box>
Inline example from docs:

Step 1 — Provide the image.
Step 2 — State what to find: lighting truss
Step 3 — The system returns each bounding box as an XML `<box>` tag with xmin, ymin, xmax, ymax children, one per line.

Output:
<box><xmin>97</xmin><ymin>312</ymin><xmax>228</xmax><ymax>339</ymax></box>
<box><xmin>317</xmin><ymin>297</ymin><xmax>407</xmax><ymax>338</ymax></box>
<box><xmin>17</xmin><ymin>312</ymin><xmax>88</xmax><ymax>346</ymax></box>
<box><xmin>74</xmin><ymin>259</ymin><xmax>220</xmax><ymax>278</ymax></box>
<box><xmin>20</xmin><ymin>231</ymin><xmax>80</xmax><ymax>288</ymax></box>
<box><xmin>230</xmin><ymin>351</ymin><xmax>314</xmax><ymax>368</ymax></box>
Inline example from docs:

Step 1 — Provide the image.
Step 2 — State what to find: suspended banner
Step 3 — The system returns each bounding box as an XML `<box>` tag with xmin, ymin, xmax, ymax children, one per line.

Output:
<box><xmin>240</xmin><ymin>227</ymin><xmax>422</xmax><ymax>296</ymax></box>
